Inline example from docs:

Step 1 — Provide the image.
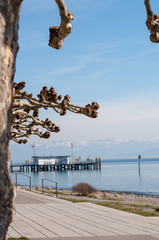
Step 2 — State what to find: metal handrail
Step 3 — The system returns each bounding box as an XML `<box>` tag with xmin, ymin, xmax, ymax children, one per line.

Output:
<box><xmin>15</xmin><ymin>173</ymin><xmax>32</xmax><ymax>191</ymax></box>
<box><xmin>41</xmin><ymin>179</ymin><xmax>58</xmax><ymax>197</ymax></box>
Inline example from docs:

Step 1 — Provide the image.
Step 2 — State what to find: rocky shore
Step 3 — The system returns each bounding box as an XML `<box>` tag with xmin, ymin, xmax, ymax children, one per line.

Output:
<box><xmin>22</xmin><ymin>186</ymin><xmax>159</xmax><ymax>208</ymax></box>
<box><xmin>59</xmin><ymin>189</ymin><xmax>159</xmax><ymax>208</ymax></box>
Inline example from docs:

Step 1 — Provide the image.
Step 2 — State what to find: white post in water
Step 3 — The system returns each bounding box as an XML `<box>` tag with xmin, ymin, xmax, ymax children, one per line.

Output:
<box><xmin>138</xmin><ymin>155</ymin><xmax>141</xmax><ymax>176</ymax></box>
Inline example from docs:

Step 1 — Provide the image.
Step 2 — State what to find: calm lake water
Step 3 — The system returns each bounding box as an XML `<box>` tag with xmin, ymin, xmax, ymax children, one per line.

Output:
<box><xmin>10</xmin><ymin>158</ymin><xmax>159</xmax><ymax>195</ymax></box>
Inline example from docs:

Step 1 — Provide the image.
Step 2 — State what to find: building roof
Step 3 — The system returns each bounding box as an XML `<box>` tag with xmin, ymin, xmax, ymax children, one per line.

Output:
<box><xmin>32</xmin><ymin>155</ymin><xmax>71</xmax><ymax>159</ymax></box>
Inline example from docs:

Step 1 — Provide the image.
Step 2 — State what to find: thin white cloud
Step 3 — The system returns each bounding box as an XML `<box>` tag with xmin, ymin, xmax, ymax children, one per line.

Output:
<box><xmin>47</xmin><ymin>65</ymin><xmax>84</xmax><ymax>77</ymax></box>
<box><xmin>75</xmin><ymin>54</ymin><xmax>103</xmax><ymax>64</ymax></box>
<box><xmin>33</xmin><ymin>92</ymin><xmax>159</xmax><ymax>144</ymax></box>
<box><xmin>37</xmin><ymin>65</ymin><xmax>84</xmax><ymax>85</ymax></box>
<box><xmin>28</xmin><ymin>139</ymin><xmax>89</xmax><ymax>149</ymax></box>
<box><xmin>114</xmin><ymin>138</ymin><xmax>129</xmax><ymax>144</ymax></box>
<box><xmin>100</xmin><ymin>96</ymin><xmax>159</xmax><ymax>123</ymax></box>
<box><xmin>75</xmin><ymin>140</ymin><xmax>88</xmax><ymax>147</ymax></box>
<box><xmin>149</xmin><ymin>137</ymin><xmax>159</xmax><ymax>143</ymax></box>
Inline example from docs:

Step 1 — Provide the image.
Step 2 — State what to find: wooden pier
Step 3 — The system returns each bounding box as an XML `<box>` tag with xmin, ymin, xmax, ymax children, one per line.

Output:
<box><xmin>10</xmin><ymin>161</ymin><xmax>101</xmax><ymax>172</ymax></box>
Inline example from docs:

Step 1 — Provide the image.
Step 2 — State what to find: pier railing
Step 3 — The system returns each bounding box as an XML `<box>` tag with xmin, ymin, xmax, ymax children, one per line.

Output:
<box><xmin>15</xmin><ymin>173</ymin><xmax>32</xmax><ymax>191</ymax></box>
<box><xmin>42</xmin><ymin>179</ymin><xmax>58</xmax><ymax>197</ymax></box>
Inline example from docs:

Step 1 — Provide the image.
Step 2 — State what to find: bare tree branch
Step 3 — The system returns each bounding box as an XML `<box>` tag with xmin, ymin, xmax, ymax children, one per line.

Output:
<box><xmin>145</xmin><ymin>0</ymin><xmax>159</xmax><ymax>43</ymax></box>
<box><xmin>11</xmin><ymin>82</ymin><xmax>100</xmax><ymax>143</ymax></box>
<box><xmin>49</xmin><ymin>0</ymin><xmax>74</xmax><ymax>49</ymax></box>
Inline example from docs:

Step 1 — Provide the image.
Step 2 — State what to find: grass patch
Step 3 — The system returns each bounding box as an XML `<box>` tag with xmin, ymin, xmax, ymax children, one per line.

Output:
<box><xmin>44</xmin><ymin>190</ymin><xmax>72</xmax><ymax>196</ymax></box>
<box><xmin>8</xmin><ymin>237</ymin><xmax>30</xmax><ymax>240</ymax></box>
<box><xmin>58</xmin><ymin>197</ymin><xmax>88</xmax><ymax>203</ymax></box>
<box><xmin>96</xmin><ymin>202</ymin><xmax>159</xmax><ymax>217</ymax></box>
<box><xmin>44</xmin><ymin>190</ymin><xmax>59</xmax><ymax>194</ymax></box>
<box><xmin>88</xmin><ymin>194</ymin><xmax>97</xmax><ymax>199</ymax></box>
<box><xmin>58</xmin><ymin>196</ymin><xmax>159</xmax><ymax>217</ymax></box>
<box><xmin>105</xmin><ymin>198</ymin><xmax>121</xmax><ymax>201</ymax></box>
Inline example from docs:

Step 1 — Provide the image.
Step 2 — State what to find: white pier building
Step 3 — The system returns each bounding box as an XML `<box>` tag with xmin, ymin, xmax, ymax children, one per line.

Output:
<box><xmin>32</xmin><ymin>155</ymin><xmax>70</xmax><ymax>165</ymax></box>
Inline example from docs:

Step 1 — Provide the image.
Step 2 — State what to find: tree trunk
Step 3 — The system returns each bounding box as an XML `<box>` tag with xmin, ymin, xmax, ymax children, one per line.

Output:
<box><xmin>0</xmin><ymin>1</ymin><xmax>22</xmax><ymax>239</ymax></box>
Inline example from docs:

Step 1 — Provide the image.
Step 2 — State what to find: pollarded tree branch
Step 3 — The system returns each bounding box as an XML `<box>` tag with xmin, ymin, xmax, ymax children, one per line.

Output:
<box><xmin>49</xmin><ymin>0</ymin><xmax>74</xmax><ymax>49</ymax></box>
<box><xmin>12</xmin><ymin>111</ymin><xmax>60</xmax><ymax>143</ymax></box>
<box><xmin>145</xmin><ymin>0</ymin><xmax>159</xmax><ymax>43</ymax></box>
<box><xmin>12</xmin><ymin>82</ymin><xmax>100</xmax><ymax>143</ymax></box>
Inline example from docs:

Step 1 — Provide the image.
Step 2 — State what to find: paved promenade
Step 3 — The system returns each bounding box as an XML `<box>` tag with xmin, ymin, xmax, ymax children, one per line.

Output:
<box><xmin>8</xmin><ymin>188</ymin><xmax>159</xmax><ymax>240</ymax></box>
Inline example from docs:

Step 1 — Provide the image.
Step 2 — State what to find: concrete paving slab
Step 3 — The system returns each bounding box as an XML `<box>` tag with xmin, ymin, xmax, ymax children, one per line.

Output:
<box><xmin>8</xmin><ymin>188</ymin><xmax>159</xmax><ymax>239</ymax></box>
<box><xmin>15</xmin><ymin>189</ymin><xmax>54</xmax><ymax>204</ymax></box>
<box><xmin>16</xmin><ymin>213</ymin><xmax>49</xmax><ymax>238</ymax></box>
<box><xmin>21</xmin><ymin>203</ymin><xmax>117</xmax><ymax>237</ymax></box>
<box><xmin>44</xmin><ymin>203</ymin><xmax>141</xmax><ymax>235</ymax></box>
<box><xmin>30</xmin><ymin>236</ymin><xmax>159</xmax><ymax>240</ymax></box>
<box><xmin>45</xmin><ymin>202</ymin><xmax>159</xmax><ymax>236</ymax></box>
<box><xmin>70</xmin><ymin>202</ymin><xmax>159</xmax><ymax>234</ymax></box>
<box><xmin>19</xmin><ymin>204</ymin><xmax>94</xmax><ymax>237</ymax></box>
<box><xmin>7</xmin><ymin>227</ymin><xmax>21</xmax><ymax>238</ymax></box>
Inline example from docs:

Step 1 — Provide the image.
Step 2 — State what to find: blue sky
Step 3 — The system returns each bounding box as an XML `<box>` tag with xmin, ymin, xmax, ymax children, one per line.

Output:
<box><xmin>10</xmin><ymin>0</ymin><xmax>159</xmax><ymax>162</ymax></box>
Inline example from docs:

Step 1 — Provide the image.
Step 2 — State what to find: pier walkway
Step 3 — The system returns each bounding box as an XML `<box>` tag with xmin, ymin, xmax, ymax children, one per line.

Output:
<box><xmin>8</xmin><ymin>188</ymin><xmax>159</xmax><ymax>240</ymax></box>
<box><xmin>10</xmin><ymin>162</ymin><xmax>99</xmax><ymax>172</ymax></box>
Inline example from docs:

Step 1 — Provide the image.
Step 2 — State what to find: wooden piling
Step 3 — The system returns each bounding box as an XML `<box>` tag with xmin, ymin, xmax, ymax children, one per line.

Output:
<box><xmin>99</xmin><ymin>158</ymin><xmax>101</xmax><ymax>170</ymax></box>
<box><xmin>138</xmin><ymin>155</ymin><xmax>141</xmax><ymax>176</ymax></box>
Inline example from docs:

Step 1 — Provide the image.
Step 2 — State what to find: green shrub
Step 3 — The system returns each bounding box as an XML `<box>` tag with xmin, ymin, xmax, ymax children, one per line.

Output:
<box><xmin>72</xmin><ymin>183</ymin><xmax>96</xmax><ymax>196</ymax></box>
